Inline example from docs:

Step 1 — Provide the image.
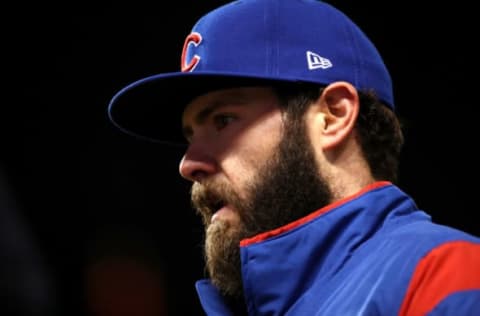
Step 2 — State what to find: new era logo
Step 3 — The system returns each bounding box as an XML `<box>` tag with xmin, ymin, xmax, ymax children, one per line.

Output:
<box><xmin>306</xmin><ymin>51</ymin><xmax>332</xmax><ymax>70</ymax></box>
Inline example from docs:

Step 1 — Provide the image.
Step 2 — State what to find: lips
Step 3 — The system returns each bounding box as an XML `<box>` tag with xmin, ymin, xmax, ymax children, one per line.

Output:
<box><xmin>200</xmin><ymin>191</ymin><xmax>236</xmax><ymax>224</ymax></box>
<box><xmin>211</xmin><ymin>199</ymin><xmax>225</xmax><ymax>214</ymax></box>
<box><xmin>192</xmin><ymin>187</ymin><xmax>226</xmax><ymax>219</ymax></box>
<box><xmin>211</xmin><ymin>206</ymin><xmax>226</xmax><ymax>222</ymax></box>
<box><xmin>211</xmin><ymin>205</ymin><xmax>238</xmax><ymax>224</ymax></box>
<box><xmin>191</xmin><ymin>181</ymin><xmax>240</xmax><ymax>225</ymax></box>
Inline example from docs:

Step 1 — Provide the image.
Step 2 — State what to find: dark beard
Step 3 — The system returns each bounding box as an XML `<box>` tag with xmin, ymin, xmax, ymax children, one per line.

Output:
<box><xmin>191</xmin><ymin>115</ymin><xmax>332</xmax><ymax>307</ymax></box>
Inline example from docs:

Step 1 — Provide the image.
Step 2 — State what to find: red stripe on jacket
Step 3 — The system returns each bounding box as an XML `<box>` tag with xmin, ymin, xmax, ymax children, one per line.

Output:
<box><xmin>399</xmin><ymin>240</ymin><xmax>480</xmax><ymax>316</ymax></box>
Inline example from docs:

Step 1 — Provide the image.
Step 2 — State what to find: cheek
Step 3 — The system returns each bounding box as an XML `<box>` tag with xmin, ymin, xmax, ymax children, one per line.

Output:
<box><xmin>223</xmin><ymin>129</ymin><xmax>281</xmax><ymax>191</ymax></box>
<box><xmin>244</xmin><ymin>116</ymin><xmax>283</xmax><ymax>166</ymax></box>
<box><xmin>218</xmin><ymin>111</ymin><xmax>283</xmax><ymax>193</ymax></box>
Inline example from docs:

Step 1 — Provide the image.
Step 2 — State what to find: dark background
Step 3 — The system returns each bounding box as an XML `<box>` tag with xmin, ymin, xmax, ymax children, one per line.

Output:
<box><xmin>4</xmin><ymin>1</ymin><xmax>478</xmax><ymax>315</ymax></box>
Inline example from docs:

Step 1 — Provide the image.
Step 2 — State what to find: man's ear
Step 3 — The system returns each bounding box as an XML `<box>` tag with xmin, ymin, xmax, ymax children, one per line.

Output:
<box><xmin>307</xmin><ymin>81</ymin><xmax>360</xmax><ymax>150</ymax></box>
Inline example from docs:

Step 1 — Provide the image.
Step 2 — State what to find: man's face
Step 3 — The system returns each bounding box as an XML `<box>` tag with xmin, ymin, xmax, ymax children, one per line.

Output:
<box><xmin>180</xmin><ymin>86</ymin><xmax>332</xmax><ymax>299</ymax></box>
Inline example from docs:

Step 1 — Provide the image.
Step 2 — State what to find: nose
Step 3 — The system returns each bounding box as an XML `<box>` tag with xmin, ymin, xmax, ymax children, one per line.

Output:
<box><xmin>179</xmin><ymin>145</ymin><xmax>217</xmax><ymax>182</ymax></box>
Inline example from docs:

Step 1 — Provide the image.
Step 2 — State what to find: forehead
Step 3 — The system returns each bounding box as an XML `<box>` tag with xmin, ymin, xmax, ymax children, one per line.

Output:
<box><xmin>182</xmin><ymin>86</ymin><xmax>278</xmax><ymax>124</ymax></box>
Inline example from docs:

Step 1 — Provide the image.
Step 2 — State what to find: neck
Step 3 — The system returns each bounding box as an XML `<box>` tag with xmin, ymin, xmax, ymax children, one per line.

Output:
<box><xmin>322</xmin><ymin>140</ymin><xmax>375</xmax><ymax>201</ymax></box>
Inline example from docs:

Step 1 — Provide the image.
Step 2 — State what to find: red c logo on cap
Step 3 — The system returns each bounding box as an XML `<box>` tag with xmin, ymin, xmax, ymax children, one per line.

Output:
<box><xmin>181</xmin><ymin>32</ymin><xmax>202</xmax><ymax>72</ymax></box>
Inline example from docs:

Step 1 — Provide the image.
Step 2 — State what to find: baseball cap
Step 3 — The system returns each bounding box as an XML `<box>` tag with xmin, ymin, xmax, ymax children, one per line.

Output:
<box><xmin>107</xmin><ymin>0</ymin><xmax>393</xmax><ymax>146</ymax></box>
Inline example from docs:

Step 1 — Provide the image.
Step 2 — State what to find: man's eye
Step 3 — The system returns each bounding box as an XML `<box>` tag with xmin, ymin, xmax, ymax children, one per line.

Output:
<box><xmin>213</xmin><ymin>114</ymin><xmax>236</xmax><ymax>130</ymax></box>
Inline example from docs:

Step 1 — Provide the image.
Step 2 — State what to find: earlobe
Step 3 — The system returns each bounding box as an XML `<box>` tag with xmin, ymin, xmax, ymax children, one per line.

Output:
<box><xmin>313</xmin><ymin>81</ymin><xmax>360</xmax><ymax>150</ymax></box>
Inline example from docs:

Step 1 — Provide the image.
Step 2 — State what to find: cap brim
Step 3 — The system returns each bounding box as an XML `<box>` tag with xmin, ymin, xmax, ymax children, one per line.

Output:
<box><xmin>107</xmin><ymin>71</ymin><xmax>298</xmax><ymax>147</ymax></box>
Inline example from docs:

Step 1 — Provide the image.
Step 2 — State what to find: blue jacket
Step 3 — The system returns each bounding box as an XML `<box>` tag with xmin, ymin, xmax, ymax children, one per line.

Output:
<box><xmin>195</xmin><ymin>182</ymin><xmax>480</xmax><ymax>315</ymax></box>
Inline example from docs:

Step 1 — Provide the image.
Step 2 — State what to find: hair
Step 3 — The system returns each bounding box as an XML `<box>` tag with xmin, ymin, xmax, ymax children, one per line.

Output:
<box><xmin>272</xmin><ymin>82</ymin><xmax>404</xmax><ymax>183</ymax></box>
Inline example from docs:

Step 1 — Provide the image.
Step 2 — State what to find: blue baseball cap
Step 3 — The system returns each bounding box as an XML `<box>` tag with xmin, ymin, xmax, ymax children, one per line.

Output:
<box><xmin>107</xmin><ymin>0</ymin><xmax>393</xmax><ymax>146</ymax></box>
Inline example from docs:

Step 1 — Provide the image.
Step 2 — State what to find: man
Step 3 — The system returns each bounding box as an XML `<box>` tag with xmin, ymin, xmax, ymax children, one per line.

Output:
<box><xmin>107</xmin><ymin>0</ymin><xmax>480</xmax><ymax>315</ymax></box>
